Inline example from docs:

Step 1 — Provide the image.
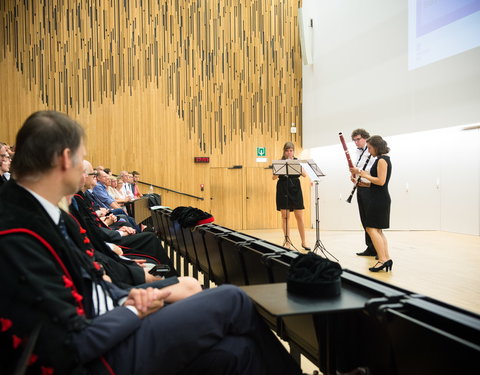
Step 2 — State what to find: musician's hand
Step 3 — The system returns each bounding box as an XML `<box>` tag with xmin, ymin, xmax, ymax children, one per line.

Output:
<box><xmin>350</xmin><ymin>167</ymin><xmax>360</xmax><ymax>174</ymax></box>
<box><xmin>359</xmin><ymin>170</ymin><xmax>370</xmax><ymax>178</ymax></box>
<box><xmin>350</xmin><ymin>176</ymin><xmax>356</xmax><ymax>184</ymax></box>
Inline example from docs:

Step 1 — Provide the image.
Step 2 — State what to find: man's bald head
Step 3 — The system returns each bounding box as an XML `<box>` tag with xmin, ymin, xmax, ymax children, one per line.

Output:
<box><xmin>83</xmin><ymin>160</ymin><xmax>97</xmax><ymax>190</ymax></box>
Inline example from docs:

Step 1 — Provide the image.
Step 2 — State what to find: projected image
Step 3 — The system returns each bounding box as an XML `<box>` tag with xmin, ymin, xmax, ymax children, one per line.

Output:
<box><xmin>408</xmin><ymin>0</ymin><xmax>480</xmax><ymax>69</ymax></box>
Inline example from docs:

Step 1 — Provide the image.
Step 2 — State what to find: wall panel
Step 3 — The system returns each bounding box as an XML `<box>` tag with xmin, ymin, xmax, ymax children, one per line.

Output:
<box><xmin>0</xmin><ymin>0</ymin><xmax>308</xmax><ymax>230</ymax></box>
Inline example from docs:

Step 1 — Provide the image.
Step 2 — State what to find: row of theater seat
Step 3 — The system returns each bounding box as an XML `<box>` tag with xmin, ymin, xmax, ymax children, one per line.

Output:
<box><xmin>151</xmin><ymin>206</ymin><xmax>299</xmax><ymax>287</ymax></box>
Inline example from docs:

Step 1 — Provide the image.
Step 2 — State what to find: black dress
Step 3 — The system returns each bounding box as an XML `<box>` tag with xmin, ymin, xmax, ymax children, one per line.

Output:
<box><xmin>365</xmin><ymin>155</ymin><xmax>392</xmax><ymax>229</ymax></box>
<box><xmin>276</xmin><ymin>170</ymin><xmax>304</xmax><ymax>211</ymax></box>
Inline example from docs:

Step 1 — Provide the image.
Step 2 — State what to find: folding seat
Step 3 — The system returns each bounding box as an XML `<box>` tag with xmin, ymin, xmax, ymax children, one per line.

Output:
<box><xmin>198</xmin><ymin>224</ymin><xmax>232</xmax><ymax>285</ymax></box>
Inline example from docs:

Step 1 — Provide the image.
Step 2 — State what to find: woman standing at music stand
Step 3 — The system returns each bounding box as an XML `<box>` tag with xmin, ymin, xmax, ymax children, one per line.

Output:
<box><xmin>272</xmin><ymin>142</ymin><xmax>310</xmax><ymax>250</ymax></box>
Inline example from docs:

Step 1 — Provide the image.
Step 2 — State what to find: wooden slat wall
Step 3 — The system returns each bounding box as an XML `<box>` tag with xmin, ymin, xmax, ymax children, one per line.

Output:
<box><xmin>0</xmin><ymin>0</ymin><xmax>309</xmax><ymax>230</ymax></box>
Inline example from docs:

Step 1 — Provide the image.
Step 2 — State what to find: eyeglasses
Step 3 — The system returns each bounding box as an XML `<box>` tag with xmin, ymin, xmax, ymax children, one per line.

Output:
<box><xmin>0</xmin><ymin>153</ymin><xmax>10</xmax><ymax>159</ymax></box>
<box><xmin>352</xmin><ymin>137</ymin><xmax>363</xmax><ymax>142</ymax></box>
<box><xmin>87</xmin><ymin>172</ymin><xmax>98</xmax><ymax>177</ymax></box>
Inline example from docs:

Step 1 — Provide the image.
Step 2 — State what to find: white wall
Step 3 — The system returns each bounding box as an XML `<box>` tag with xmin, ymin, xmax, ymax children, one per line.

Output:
<box><xmin>304</xmin><ymin>126</ymin><xmax>480</xmax><ymax>235</ymax></box>
<box><xmin>300</xmin><ymin>0</ymin><xmax>480</xmax><ymax>235</ymax></box>
<box><xmin>300</xmin><ymin>0</ymin><xmax>480</xmax><ymax>146</ymax></box>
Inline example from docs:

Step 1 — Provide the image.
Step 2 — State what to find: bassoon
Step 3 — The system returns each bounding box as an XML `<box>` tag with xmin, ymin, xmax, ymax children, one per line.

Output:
<box><xmin>346</xmin><ymin>153</ymin><xmax>371</xmax><ymax>203</ymax></box>
<box><xmin>339</xmin><ymin>132</ymin><xmax>354</xmax><ymax>169</ymax></box>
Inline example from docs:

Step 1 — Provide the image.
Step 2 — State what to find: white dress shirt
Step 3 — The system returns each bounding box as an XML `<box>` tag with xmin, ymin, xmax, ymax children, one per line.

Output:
<box><xmin>355</xmin><ymin>146</ymin><xmax>376</xmax><ymax>183</ymax></box>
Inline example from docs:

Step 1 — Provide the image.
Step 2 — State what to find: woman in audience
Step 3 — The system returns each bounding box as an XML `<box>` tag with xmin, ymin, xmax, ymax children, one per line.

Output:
<box><xmin>107</xmin><ymin>176</ymin><xmax>117</xmax><ymax>199</ymax></box>
<box><xmin>113</xmin><ymin>176</ymin><xmax>132</xmax><ymax>205</ymax></box>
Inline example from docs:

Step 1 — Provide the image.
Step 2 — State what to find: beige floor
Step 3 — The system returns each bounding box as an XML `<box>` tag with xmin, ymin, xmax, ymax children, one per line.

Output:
<box><xmin>242</xmin><ymin>228</ymin><xmax>480</xmax><ymax>315</ymax></box>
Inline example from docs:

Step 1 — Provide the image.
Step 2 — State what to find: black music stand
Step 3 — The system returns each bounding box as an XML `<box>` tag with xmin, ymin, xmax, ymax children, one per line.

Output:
<box><xmin>301</xmin><ymin>159</ymin><xmax>338</xmax><ymax>261</ymax></box>
<box><xmin>273</xmin><ymin>159</ymin><xmax>302</xmax><ymax>251</ymax></box>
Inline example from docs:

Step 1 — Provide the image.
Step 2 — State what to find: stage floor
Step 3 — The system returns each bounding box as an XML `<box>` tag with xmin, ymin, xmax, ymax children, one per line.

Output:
<box><xmin>242</xmin><ymin>229</ymin><xmax>480</xmax><ymax>315</ymax></box>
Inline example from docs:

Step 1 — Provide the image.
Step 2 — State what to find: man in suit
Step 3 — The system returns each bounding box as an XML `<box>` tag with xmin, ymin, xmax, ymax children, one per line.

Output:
<box><xmin>0</xmin><ymin>111</ymin><xmax>302</xmax><ymax>375</ymax></box>
<box><xmin>119</xmin><ymin>170</ymin><xmax>135</xmax><ymax>199</ymax></box>
<box><xmin>350</xmin><ymin>128</ymin><xmax>377</xmax><ymax>257</ymax></box>
<box><xmin>70</xmin><ymin>165</ymin><xmax>201</xmax><ymax>294</ymax></box>
<box><xmin>79</xmin><ymin>159</ymin><xmax>177</xmax><ymax>272</ymax></box>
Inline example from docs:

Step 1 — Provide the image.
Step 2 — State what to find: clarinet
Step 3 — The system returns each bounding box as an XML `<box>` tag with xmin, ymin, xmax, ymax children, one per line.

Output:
<box><xmin>346</xmin><ymin>154</ymin><xmax>371</xmax><ymax>203</ymax></box>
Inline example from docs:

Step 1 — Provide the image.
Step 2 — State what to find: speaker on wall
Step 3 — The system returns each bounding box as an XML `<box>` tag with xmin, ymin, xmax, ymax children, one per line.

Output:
<box><xmin>298</xmin><ymin>8</ymin><xmax>313</xmax><ymax>65</ymax></box>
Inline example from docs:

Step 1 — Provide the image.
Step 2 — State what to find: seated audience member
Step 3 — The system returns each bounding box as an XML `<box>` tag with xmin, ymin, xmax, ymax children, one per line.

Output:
<box><xmin>112</xmin><ymin>176</ymin><xmax>132</xmax><ymax>204</ymax></box>
<box><xmin>5</xmin><ymin>143</ymin><xmax>15</xmax><ymax>158</ymax></box>
<box><xmin>90</xmin><ymin>169</ymin><xmax>142</xmax><ymax>232</ymax></box>
<box><xmin>131</xmin><ymin>170</ymin><xmax>143</xmax><ymax>198</ymax></box>
<box><xmin>107</xmin><ymin>176</ymin><xmax>117</xmax><ymax>199</ymax></box>
<box><xmin>79</xmin><ymin>160</ymin><xmax>174</xmax><ymax>270</ymax></box>
<box><xmin>0</xmin><ymin>110</ymin><xmax>302</xmax><ymax>375</ymax></box>
<box><xmin>92</xmin><ymin>170</ymin><xmax>123</xmax><ymax>210</ymax></box>
<box><xmin>63</xmin><ymin>194</ymin><xmax>201</xmax><ymax>299</ymax></box>
<box><xmin>120</xmin><ymin>170</ymin><xmax>135</xmax><ymax>199</ymax></box>
<box><xmin>0</xmin><ymin>143</ymin><xmax>10</xmax><ymax>186</ymax></box>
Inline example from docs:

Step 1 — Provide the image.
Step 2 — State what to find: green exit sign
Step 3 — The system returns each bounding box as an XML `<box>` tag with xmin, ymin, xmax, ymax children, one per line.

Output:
<box><xmin>257</xmin><ymin>147</ymin><xmax>266</xmax><ymax>157</ymax></box>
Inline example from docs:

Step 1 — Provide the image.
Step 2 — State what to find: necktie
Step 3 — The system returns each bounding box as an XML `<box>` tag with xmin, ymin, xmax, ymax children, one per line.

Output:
<box><xmin>58</xmin><ymin>217</ymin><xmax>78</xmax><ymax>250</ymax></box>
<box><xmin>356</xmin><ymin>147</ymin><xmax>366</xmax><ymax>166</ymax></box>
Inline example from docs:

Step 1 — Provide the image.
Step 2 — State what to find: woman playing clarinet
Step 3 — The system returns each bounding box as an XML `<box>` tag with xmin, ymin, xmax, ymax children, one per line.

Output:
<box><xmin>350</xmin><ymin>135</ymin><xmax>393</xmax><ymax>272</ymax></box>
<box><xmin>272</xmin><ymin>142</ymin><xmax>310</xmax><ymax>250</ymax></box>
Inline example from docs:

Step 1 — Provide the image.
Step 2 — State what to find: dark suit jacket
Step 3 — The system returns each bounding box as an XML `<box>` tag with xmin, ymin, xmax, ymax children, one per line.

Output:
<box><xmin>77</xmin><ymin>191</ymin><xmax>177</xmax><ymax>276</ymax></box>
<box><xmin>71</xmin><ymin>193</ymin><xmax>146</xmax><ymax>288</ymax></box>
<box><xmin>0</xmin><ymin>180</ymin><xmax>141</xmax><ymax>374</ymax></box>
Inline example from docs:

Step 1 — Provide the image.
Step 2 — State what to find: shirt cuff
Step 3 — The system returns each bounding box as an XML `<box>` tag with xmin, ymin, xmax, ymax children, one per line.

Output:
<box><xmin>125</xmin><ymin>305</ymin><xmax>139</xmax><ymax>316</ymax></box>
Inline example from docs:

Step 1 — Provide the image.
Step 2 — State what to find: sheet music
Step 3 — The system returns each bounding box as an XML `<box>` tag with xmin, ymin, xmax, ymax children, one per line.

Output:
<box><xmin>306</xmin><ymin>159</ymin><xmax>325</xmax><ymax>177</ymax></box>
<box><xmin>299</xmin><ymin>161</ymin><xmax>320</xmax><ymax>181</ymax></box>
<box><xmin>272</xmin><ymin>160</ymin><xmax>302</xmax><ymax>176</ymax></box>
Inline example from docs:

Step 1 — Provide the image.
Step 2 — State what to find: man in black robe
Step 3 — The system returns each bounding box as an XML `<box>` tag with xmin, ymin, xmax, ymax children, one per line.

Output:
<box><xmin>0</xmin><ymin>111</ymin><xmax>302</xmax><ymax>375</ymax></box>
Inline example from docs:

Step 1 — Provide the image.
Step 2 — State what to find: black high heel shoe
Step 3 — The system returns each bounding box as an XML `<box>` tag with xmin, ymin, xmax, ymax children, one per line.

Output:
<box><xmin>369</xmin><ymin>259</ymin><xmax>393</xmax><ymax>272</ymax></box>
<box><xmin>301</xmin><ymin>244</ymin><xmax>311</xmax><ymax>251</ymax></box>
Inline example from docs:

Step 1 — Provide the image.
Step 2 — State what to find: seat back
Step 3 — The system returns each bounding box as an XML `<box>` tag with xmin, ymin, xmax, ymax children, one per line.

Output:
<box><xmin>218</xmin><ymin>232</ymin><xmax>257</xmax><ymax>286</ymax></box>
<box><xmin>267</xmin><ymin>251</ymin><xmax>299</xmax><ymax>282</ymax></box>
<box><xmin>191</xmin><ymin>226</ymin><xmax>210</xmax><ymax>275</ymax></box>
<box><xmin>241</xmin><ymin>240</ymin><xmax>287</xmax><ymax>285</ymax></box>
<box><xmin>199</xmin><ymin>224</ymin><xmax>232</xmax><ymax>284</ymax></box>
